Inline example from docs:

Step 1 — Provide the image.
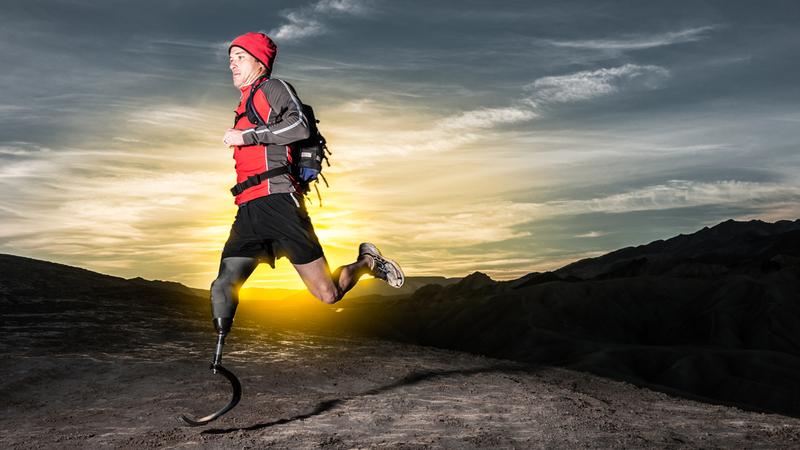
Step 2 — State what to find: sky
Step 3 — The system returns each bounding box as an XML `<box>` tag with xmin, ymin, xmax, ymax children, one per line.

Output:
<box><xmin>1</xmin><ymin>0</ymin><xmax>799</xmax><ymax>289</ymax></box>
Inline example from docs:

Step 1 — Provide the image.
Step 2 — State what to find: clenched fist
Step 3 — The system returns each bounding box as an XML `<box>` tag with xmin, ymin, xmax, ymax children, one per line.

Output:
<box><xmin>222</xmin><ymin>129</ymin><xmax>245</xmax><ymax>147</ymax></box>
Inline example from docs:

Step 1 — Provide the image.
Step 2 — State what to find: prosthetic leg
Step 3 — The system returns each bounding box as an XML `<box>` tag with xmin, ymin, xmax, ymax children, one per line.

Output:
<box><xmin>179</xmin><ymin>257</ymin><xmax>257</xmax><ymax>426</ymax></box>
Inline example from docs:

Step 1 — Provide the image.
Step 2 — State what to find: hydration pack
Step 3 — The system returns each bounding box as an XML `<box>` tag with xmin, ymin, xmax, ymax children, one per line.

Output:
<box><xmin>229</xmin><ymin>77</ymin><xmax>331</xmax><ymax>204</ymax></box>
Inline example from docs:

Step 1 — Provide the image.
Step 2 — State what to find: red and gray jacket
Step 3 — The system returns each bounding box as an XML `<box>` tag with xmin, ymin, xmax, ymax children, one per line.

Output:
<box><xmin>231</xmin><ymin>78</ymin><xmax>311</xmax><ymax>205</ymax></box>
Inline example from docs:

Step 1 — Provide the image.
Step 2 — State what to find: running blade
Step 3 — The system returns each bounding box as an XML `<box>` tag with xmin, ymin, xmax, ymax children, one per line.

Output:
<box><xmin>179</xmin><ymin>364</ymin><xmax>242</xmax><ymax>426</ymax></box>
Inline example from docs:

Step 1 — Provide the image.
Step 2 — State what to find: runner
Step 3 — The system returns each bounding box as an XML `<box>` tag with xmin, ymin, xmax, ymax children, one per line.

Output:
<box><xmin>212</xmin><ymin>32</ymin><xmax>404</xmax><ymax>334</ymax></box>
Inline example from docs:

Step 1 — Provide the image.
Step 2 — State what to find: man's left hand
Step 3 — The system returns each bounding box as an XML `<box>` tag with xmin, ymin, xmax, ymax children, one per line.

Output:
<box><xmin>223</xmin><ymin>129</ymin><xmax>245</xmax><ymax>146</ymax></box>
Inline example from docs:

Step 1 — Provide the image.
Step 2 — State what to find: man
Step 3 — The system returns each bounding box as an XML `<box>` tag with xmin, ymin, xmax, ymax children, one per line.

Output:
<box><xmin>211</xmin><ymin>32</ymin><xmax>404</xmax><ymax>333</ymax></box>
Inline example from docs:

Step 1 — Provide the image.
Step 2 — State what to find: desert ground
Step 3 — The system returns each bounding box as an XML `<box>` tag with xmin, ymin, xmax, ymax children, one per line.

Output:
<box><xmin>4</xmin><ymin>329</ymin><xmax>800</xmax><ymax>449</ymax></box>
<box><xmin>3</xmin><ymin>220</ymin><xmax>800</xmax><ymax>448</ymax></box>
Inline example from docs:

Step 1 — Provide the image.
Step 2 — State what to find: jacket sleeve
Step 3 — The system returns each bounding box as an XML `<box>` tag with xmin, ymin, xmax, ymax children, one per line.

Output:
<box><xmin>241</xmin><ymin>79</ymin><xmax>311</xmax><ymax>146</ymax></box>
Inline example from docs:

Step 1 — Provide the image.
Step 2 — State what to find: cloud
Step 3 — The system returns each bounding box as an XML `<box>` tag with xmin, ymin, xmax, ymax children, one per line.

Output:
<box><xmin>270</xmin><ymin>12</ymin><xmax>325</xmax><ymax>42</ymax></box>
<box><xmin>128</xmin><ymin>105</ymin><xmax>210</xmax><ymax>128</ymax></box>
<box><xmin>314</xmin><ymin>0</ymin><xmax>369</xmax><ymax>14</ymax></box>
<box><xmin>326</xmin><ymin>64</ymin><xmax>668</xmax><ymax>166</ymax></box>
<box><xmin>0</xmin><ymin>124</ymin><xmax>237</xmax><ymax>284</ymax></box>
<box><xmin>141</xmin><ymin>38</ymin><xmax>224</xmax><ymax>51</ymax></box>
<box><xmin>544</xmin><ymin>180</ymin><xmax>800</xmax><ymax>216</ymax></box>
<box><xmin>333</xmin><ymin>179</ymin><xmax>800</xmax><ymax>255</ymax></box>
<box><xmin>544</xmin><ymin>26</ymin><xmax>716</xmax><ymax>50</ymax></box>
<box><xmin>0</xmin><ymin>142</ymin><xmax>52</xmax><ymax>157</ymax></box>
<box><xmin>335</xmin><ymin>64</ymin><xmax>666</xmax><ymax>160</ymax></box>
<box><xmin>395</xmin><ymin>247</ymin><xmax>596</xmax><ymax>280</ymax></box>
<box><xmin>319</xmin><ymin>100</ymin><xmax>540</xmax><ymax>164</ymax></box>
<box><xmin>575</xmin><ymin>231</ymin><xmax>607</xmax><ymax>238</ymax></box>
<box><xmin>437</xmin><ymin>106</ymin><xmax>538</xmax><ymax>131</ymax></box>
<box><xmin>527</xmin><ymin>64</ymin><xmax>669</xmax><ymax>104</ymax></box>
<box><xmin>0</xmin><ymin>162</ymin><xmax>234</xmax><ymax>283</ymax></box>
<box><xmin>127</xmin><ymin>106</ymin><xmax>210</xmax><ymax>126</ymax></box>
<box><xmin>270</xmin><ymin>0</ymin><xmax>372</xmax><ymax>42</ymax></box>
<box><xmin>0</xmin><ymin>159</ymin><xmax>53</xmax><ymax>179</ymax></box>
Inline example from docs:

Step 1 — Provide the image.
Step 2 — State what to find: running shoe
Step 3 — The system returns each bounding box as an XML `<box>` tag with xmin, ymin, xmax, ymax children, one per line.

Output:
<box><xmin>359</xmin><ymin>242</ymin><xmax>405</xmax><ymax>288</ymax></box>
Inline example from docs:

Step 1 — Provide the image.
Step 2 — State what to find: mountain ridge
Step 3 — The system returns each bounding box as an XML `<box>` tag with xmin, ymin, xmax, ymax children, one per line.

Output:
<box><xmin>3</xmin><ymin>218</ymin><xmax>800</xmax><ymax>416</ymax></box>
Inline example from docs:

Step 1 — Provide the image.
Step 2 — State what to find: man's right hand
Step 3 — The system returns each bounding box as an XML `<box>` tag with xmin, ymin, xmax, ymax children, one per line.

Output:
<box><xmin>223</xmin><ymin>129</ymin><xmax>245</xmax><ymax>147</ymax></box>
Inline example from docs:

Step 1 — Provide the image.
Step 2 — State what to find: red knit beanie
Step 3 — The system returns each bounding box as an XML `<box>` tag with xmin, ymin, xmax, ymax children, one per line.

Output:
<box><xmin>229</xmin><ymin>32</ymin><xmax>278</xmax><ymax>75</ymax></box>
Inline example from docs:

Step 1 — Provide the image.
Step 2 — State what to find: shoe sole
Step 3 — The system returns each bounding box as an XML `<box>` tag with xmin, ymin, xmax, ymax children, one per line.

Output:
<box><xmin>379</xmin><ymin>256</ymin><xmax>405</xmax><ymax>288</ymax></box>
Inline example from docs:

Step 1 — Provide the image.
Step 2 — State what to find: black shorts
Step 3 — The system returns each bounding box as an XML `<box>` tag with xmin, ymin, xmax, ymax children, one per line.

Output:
<box><xmin>221</xmin><ymin>193</ymin><xmax>324</xmax><ymax>267</ymax></box>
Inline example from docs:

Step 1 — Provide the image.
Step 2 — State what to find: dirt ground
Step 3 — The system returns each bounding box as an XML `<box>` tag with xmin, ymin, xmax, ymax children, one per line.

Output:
<box><xmin>3</xmin><ymin>331</ymin><xmax>800</xmax><ymax>449</ymax></box>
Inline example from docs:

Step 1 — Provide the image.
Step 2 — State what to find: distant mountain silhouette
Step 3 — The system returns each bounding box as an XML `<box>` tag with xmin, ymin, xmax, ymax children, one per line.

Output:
<box><xmin>324</xmin><ymin>219</ymin><xmax>800</xmax><ymax>416</ymax></box>
<box><xmin>0</xmin><ymin>254</ymin><xmax>209</xmax><ymax>354</ymax></box>
<box><xmin>2</xmin><ymin>218</ymin><xmax>799</xmax><ymax>416</ymax></box>
<box><xmin>554</xmin><ymin>218</ymin><xmax>800</xmax><ymax>280</ymax></box>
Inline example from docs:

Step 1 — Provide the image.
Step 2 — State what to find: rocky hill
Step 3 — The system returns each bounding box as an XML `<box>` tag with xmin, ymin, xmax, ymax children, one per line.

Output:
<box><xmin>328</xmin><ymin>219</ymin><xmax>800</xmax><ymax>416</ymax></box>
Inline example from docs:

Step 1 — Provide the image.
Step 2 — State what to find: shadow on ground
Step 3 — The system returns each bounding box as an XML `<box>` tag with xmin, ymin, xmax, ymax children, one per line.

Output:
<box><xmin>202</xmin><ymin>362</ymin><xmax>533</xmax><ymax>434</ymax></box>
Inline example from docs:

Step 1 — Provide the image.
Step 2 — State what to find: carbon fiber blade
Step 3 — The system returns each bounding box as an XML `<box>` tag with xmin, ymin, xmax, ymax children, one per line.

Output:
<box><xmin>179</xmin><ymin>365</ymin><xmax>242</xmax><ymax>427</ymax></box>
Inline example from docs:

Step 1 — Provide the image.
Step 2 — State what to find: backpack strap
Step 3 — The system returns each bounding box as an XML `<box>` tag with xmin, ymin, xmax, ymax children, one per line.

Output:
<box><xmin>230</xmin><ymin>165</ymin><xmax>291</xmax><ymax>196</ymax></box>
<box><xmin>230</xmin><ymin>76</ymin><xmax>282</xmax><ymax>197</ymax></box>
<box><xmin>245</xmin><ymin>76</ymin><xmax>270</xmax><ymax>126</ymax></box>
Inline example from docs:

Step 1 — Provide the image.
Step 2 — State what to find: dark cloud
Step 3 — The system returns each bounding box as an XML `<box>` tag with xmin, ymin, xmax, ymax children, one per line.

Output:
<box><xmin>2</xmin><ymin>0</ymin><xmax>798</xmax><ymax>137</ymax></box>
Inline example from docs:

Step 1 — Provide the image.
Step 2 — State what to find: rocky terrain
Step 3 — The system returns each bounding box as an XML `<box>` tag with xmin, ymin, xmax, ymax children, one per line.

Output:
<box><xmin>2</xmin><ymin>218</ymin><xmax>800</xmax><ymax>448</ymax></box>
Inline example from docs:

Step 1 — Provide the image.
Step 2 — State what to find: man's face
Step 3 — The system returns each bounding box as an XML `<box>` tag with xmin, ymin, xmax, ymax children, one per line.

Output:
<box><xmin>229</xmin><ymin>47</ymin><xmax>263</xmax><ymax>88</ymax></box>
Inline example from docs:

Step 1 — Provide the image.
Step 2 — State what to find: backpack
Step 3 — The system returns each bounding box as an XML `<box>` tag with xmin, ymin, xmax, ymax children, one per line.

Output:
<box><xmin>229</xmin><ymin>77</ymin><xmax>331</xmax><ymax>204</ymax></box>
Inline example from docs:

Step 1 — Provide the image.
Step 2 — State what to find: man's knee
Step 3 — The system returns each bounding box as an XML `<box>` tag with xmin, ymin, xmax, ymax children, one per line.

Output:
<box><xmin>314</xmin><ymin>285</ymin><xmax>339</xmax><ymax>304</ymax></box>
<box><xmin>210</xmin><ymin>275</ymin><xmax>235</xmax><ymax>298</ymax></box>
<box><xmin>210</xmin><ymin>277</ymin><xmax>225</xmax><ymax>298</ymax></box>
<box><xmin>210</xmin><ymin>276</ymin><xmax>238</xmax><ymax>318</ymax></box>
